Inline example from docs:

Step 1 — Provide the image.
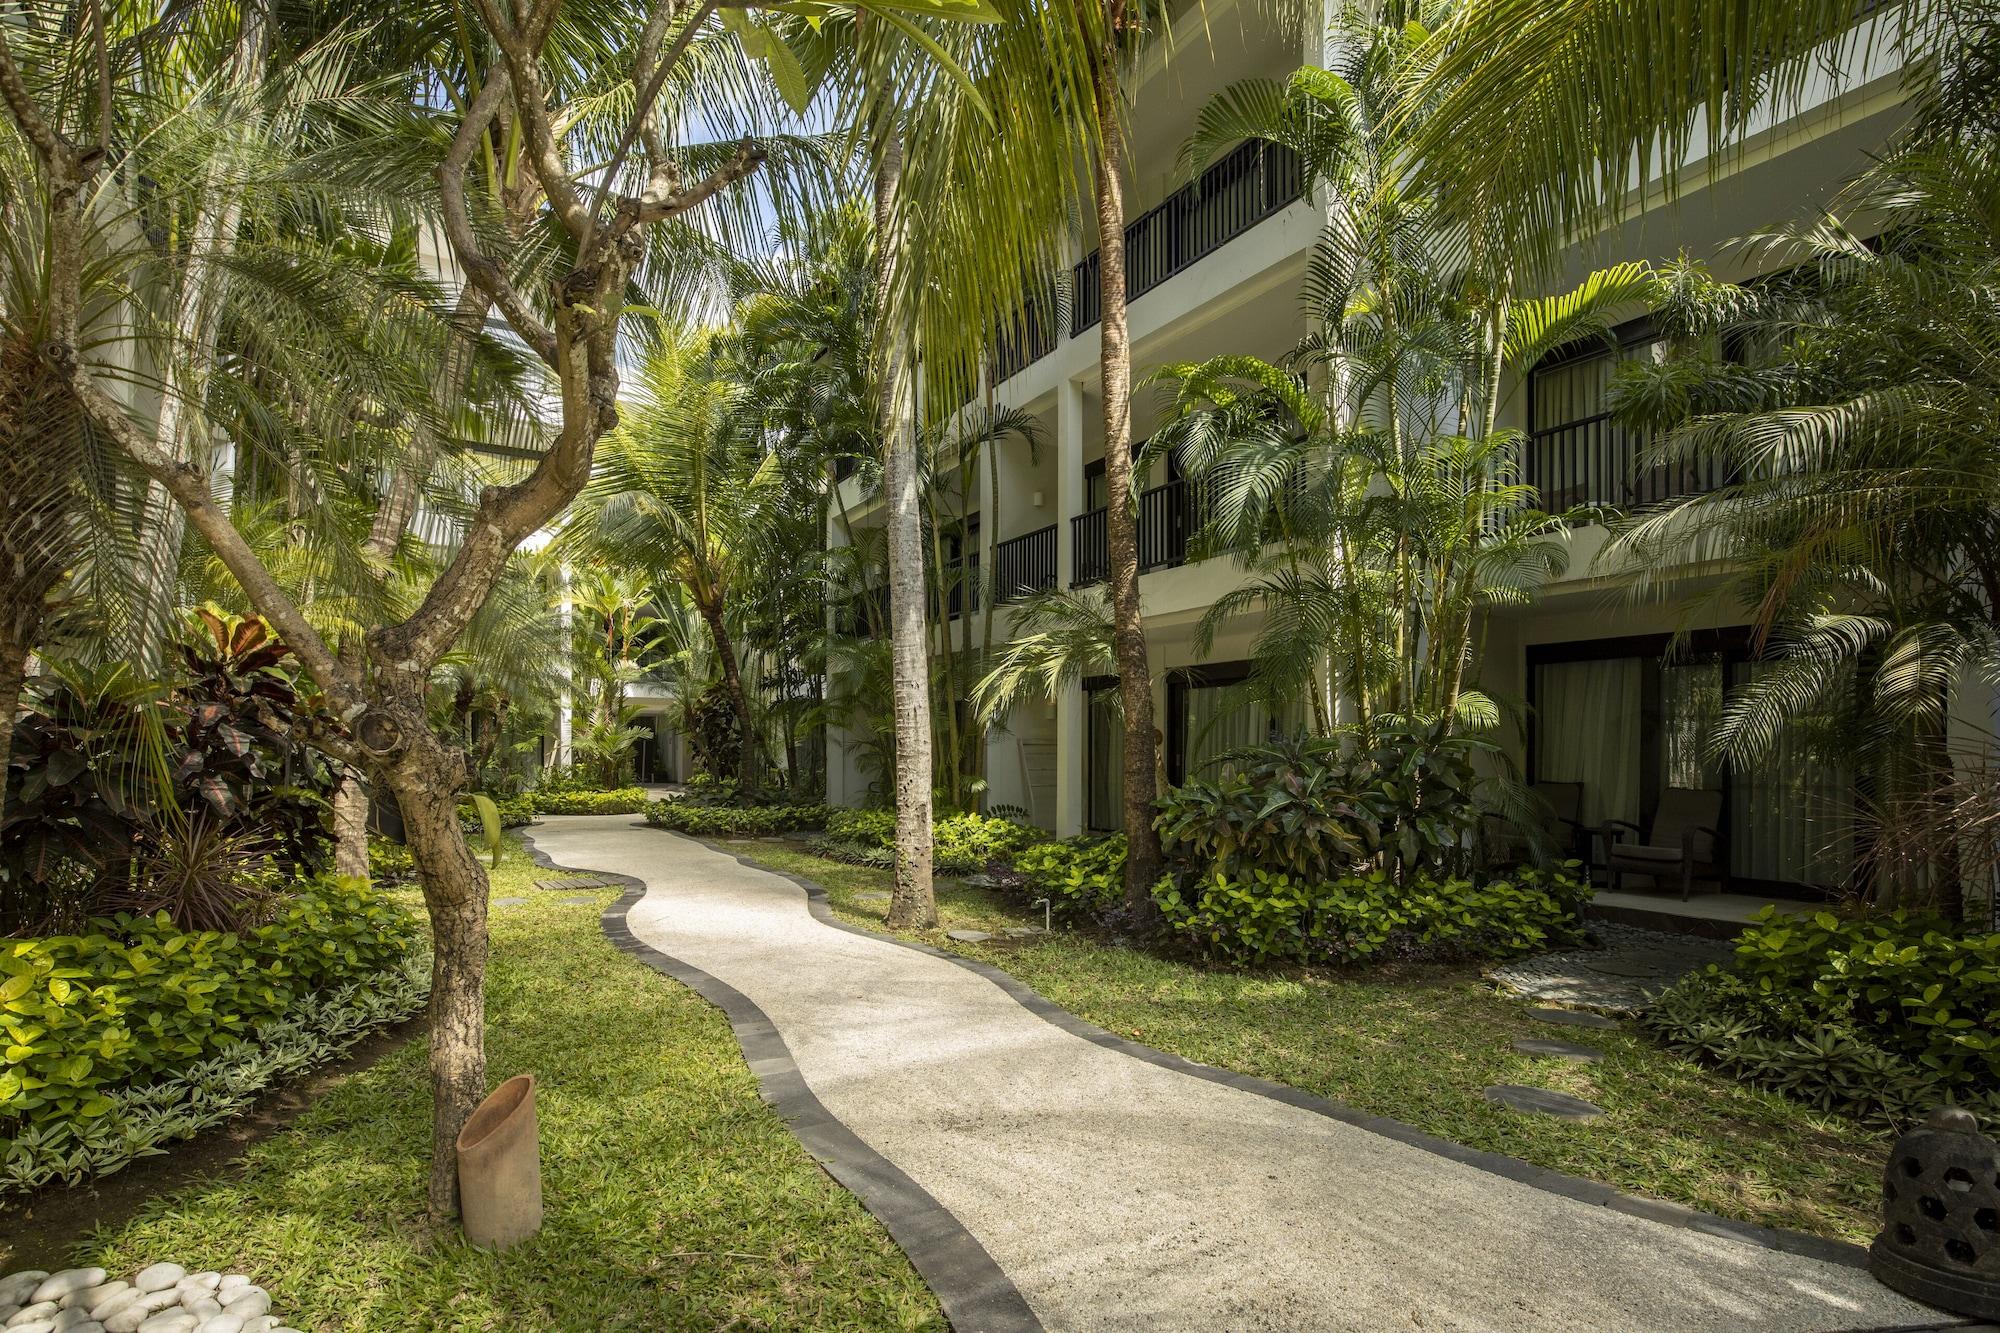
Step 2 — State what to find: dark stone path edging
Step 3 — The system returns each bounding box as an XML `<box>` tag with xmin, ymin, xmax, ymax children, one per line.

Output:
<box><xmin>540</xmin><ymin>820</ymin><xmax>1977</xmax><ymax>1333</ymax></box>
<box><xmin>693</xmin><ymin>840</ymin><xmax>1887</xmax><ymax>1270</ymax></box>
<box><xmin>518</xmin><ymin>830</ymin><xmax>1041</xmax><ymax>1333</ymax></box>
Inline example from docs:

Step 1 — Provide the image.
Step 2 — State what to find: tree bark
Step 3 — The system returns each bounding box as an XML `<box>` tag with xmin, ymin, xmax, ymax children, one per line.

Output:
<box><xmin>698</xmin><ymin>600</ymin><xmax>758</xmax><ymax>793</ymax></box>
<box><xmin>386</xmin><ymin>738</ymin><xmax>489</xmax><ymax>1222</ymax></box>
<box><xmin>1091</xmin><ymin>18</ymin><xmax>1163</xmax><ymax>919</ymax></box>
<box><xmin>0</xmin><ymin>628</ymin><xmax>27</xmax><ymax>824</ymax></box>
<box><xmin>332</xmin><ymin>768</ymin><xmax>370</xmax><ymax>879</ymax></box>
<box><xmin>875</xmin><ymin>122</ymin><xmax>937</xmax><ymax>929</ymax></box>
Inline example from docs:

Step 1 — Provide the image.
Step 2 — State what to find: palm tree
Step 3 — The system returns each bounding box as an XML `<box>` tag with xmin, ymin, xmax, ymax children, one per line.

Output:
<box><xmin>564</xmin><ymin>331</ymin><xmax>778</xmax><ymax>794</ymax></box>
<box><xmin>1403</xmin><ymin>0</ymin><xmax>1946</xmax><ymax>267</ymax></box>
<box><xmin>1601</xmin><ymin>139</ymin><xmax>2000</xmax><ymax>915</ymax></box>
<box><xmin>1151</xmin><ymin>7</ymin><xmax>1657</xmax><ymax>740</ymax></box>
<box><xmin>1082</xmin><ymin>0</ymin><xmax>1166</xmax><ymax>916</ymax></box>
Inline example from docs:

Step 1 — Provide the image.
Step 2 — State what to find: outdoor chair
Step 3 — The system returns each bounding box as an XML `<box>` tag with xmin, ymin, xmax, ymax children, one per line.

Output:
<box><xmin>1483</xmin><ymin>781</ymin><xmax>1587</xmax><ymax>868</ymax></box>
<box><xmin>1599</xmin><ymin>787</ymin><xmax>1726</xmax><ymax>900</ymax></box>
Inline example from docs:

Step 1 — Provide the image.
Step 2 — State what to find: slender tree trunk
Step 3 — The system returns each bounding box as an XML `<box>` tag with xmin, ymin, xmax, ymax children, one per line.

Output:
<box><xmin>386</xmin><ymin>738</ymin><xmax>489</xmax><ymax>1222</ymax></box>
<box><xmin>875</xmin><ymin>123</ymin><xmax>936</xmax><ymax>929</ymax></box>
<box><xmin>1091</xmin><ymin>22</ymin><xmax>1163</xmax><ymax>919</ymax></box>
<box><xmin>0</xmin><ymin>628</ymin><xmax>26</xmax><ymax>824</ymax></box>
<box><xmin>697</xmin><ymin>600</ymin><xmax>758</xmax><ymax>794</ymax></box>
<box><xmin>333</xmin><ymin>767</ymin><xmax>370</xmax><ymax>879</ymax></box>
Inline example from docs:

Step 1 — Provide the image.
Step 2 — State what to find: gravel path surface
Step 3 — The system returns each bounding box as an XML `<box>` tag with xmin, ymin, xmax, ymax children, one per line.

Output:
<box><xmin>531</xmin><ymin>815</ymin><xmax>1943</xmax><ymax>1333</ymax></box>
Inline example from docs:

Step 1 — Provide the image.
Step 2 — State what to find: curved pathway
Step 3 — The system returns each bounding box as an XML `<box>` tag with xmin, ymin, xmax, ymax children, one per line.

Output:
<box><xmin>530</xmin><ymin>815</ymin><xmax>1952</xmax><ymax>1333</ymax></box>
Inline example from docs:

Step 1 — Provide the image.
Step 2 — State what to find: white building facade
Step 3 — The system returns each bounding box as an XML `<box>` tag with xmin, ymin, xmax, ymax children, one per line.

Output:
<box><xmin>826</xmin><ymin>0</ymin><xmax>1923</xmax><ymax>903</ymax></box>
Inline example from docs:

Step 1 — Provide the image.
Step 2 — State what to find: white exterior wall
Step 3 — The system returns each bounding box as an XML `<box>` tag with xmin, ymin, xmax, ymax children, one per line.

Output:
<box><xmin>823</xmin><ymin>9</ymin><xmax>1936</xmax><ymax>829</ymax></box>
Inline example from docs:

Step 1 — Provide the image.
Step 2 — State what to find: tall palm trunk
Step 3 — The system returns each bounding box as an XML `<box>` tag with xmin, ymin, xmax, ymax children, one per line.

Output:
<box><xmin>1091</xmin><ymin>11</ymin><xmax>1163</xmax><ymax>917</ymax></box>
<box><xmin>876</xmin><ymin>123</ymin><xmax>937</xmax><ymax>929</ymax></box>
<box><xmin>697</xmin><ymin>599</ymin><xmax>758</xmax><ymax>793</ymax></box>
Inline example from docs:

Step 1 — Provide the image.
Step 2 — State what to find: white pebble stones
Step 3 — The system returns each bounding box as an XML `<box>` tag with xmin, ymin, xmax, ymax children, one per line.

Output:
<box><xmin>0</xmin><ymin>1267</ymin><xmax>301</xmax><ymax>1333</ymax></box>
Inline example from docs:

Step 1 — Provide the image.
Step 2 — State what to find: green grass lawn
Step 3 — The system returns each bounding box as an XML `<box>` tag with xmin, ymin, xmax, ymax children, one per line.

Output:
<box><xmin>744</xmin><ymin>840</ymin><xmax>1891</xmax><ymax>1244</ymax></box>
<box><xmin>57</xmin><ymin>842</ymin><xmax>944</xmax><ymax>1332</ymax></box>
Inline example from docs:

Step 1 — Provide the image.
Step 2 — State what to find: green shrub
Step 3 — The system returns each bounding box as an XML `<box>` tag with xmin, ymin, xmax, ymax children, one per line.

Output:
<box><xmin>367</xmin><ymin>835</ymin><xmax>415</xmax><ymax>884</ymax></box>
<box><xmin>1014</xmin><ymin>835</ymin><xmax>1128</xmax><ymax>923</ymax></box>
<box><xmin>1644</xmin><ymin>909</ymin><xmax>2000</xmax><ymax>1126</ymax></box>
<box><xmin>527</xmin><ymin>786</ymin><xmax>649</xmax><ymax>816</ymax></box>
<box><xmin>1156</xmin><ymin>722</ymin><xmax>1490</xmax><ymax>884</ymax></box>
<box><xmin>2</xmin><ymin>952</ymin><xmax>429</xmax><ymax>1196</ymax></box>
<box><xmin>822</xmin><ymin>810</ymin><xmax>1036</xmax><ymax>875</ymax></box>
<box><xmin>645</xmin><ymin>801</ymin><xmax>830</xmax><ymax>837</ymax></box>
<box><xmin>0</xmin><ymin>877</ymin><xmax>421</xmax><ymax>1135</ymax></box>
<box><xmin>1153</xmin><ymin>864</ymin><xmax>1590</xmax><ymax>967</ymax></box>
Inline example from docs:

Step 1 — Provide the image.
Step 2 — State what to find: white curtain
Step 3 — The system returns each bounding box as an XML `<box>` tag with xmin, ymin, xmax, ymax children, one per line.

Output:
<box><xmin>1728</xmin><ymin>663</ymin><xmax>1852</xmax><ymax>885</ymax></box>
<box><xmin>1535</xmin><ymin>658</ymin><xmax>1642</xmax><ymax>830</ymax></box>
<box><xmin>1186</xmin><ymin>686</ymin><xmax>1282</xmax><ymax>777</ymax></box>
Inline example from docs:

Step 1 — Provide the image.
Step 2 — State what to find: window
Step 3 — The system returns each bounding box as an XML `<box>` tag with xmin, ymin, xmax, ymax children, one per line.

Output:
<box><xmin>1085</xmin><ymin>677</ymin><xmax>1123</xmax><ymax>832</ymax></box>
<box><xmin>1529</xmin><ymin>632</ymin><xmax>1854</xmax><ymax>893</ymax></box>
<box><xmin>1166</xmin><ymin>663</ymin><xmax>1308</xmax><ymax>785</ymax></box>
<box><xmin>1084</xmin><ymin>458</ymin><xmax>1107</xmax><ymax>511</ymax></box>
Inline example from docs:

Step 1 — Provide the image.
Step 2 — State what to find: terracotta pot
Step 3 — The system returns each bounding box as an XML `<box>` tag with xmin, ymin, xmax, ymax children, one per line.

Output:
<box><xmin>456</xmin><ymin>1073</ymin><xmax>543</xmax><ymax>1251</ymax></box>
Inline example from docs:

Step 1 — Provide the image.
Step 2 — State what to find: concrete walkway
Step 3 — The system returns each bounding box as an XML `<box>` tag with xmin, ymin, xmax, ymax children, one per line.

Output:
<box><xmin>530</xmin><ymin>816</ymin><xmax>1949</xmax><ymax>1333</ymax></box>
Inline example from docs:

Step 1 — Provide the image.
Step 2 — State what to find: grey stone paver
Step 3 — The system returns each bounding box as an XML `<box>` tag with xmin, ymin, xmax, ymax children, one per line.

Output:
<box><xmin>1526</xmin><ymin>1006</ymin><xmax>1623</xmax><ymax>1030</ymax></box>
<box><xmin>1485</xmin><ymin>1084</ymin><xmax>1607</xmax><ymax>1120</ymax></box>
<box><xmin>1490</xmin><ymin>924</ymin><xmax>1733</xmax><ymax>1014</ymax></box>
<box><xmin>1513</xmin><ymin>1038</ymin><xmax>1605</xmax><ymax>1062</ymax></box>
<box><xmin>529</xmin><ymin>814</ymin><xmax>1937</xmax><ymax>1333</ymax></box>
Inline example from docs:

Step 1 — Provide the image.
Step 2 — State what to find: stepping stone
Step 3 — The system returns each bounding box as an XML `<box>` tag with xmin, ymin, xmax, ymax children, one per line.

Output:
<box><xmin>856</xmin><ymin>891</ymin><xmax>892</xmax><ymax>905</ymax></box>
<box><xmin>560</xmin><ymin>896</ymin><xmax>597</xmax><ymax>905</ymax></box>
<box><xmin>1484</xmin><ymin>1084</ymin><xmax>1606</xmax><ymax>1120</ymax></box>
<box><xmin>945</xmin><ymin>929</ymin><xmax>994</xmax><ymax>942</ymax></box>
<box><xmin>1513</xmin><ymin>1038</ymin><xmax>1605</xmax><ymax>1063</ymax></box>
<box><xmin>962</xmin><ymin>873</ymin><xmax>1005</xmax><ymax>890</ymax></box>
<box><xmin>492</xmin><ymin>896</ymin><xmax>529</xmax><ymax>906</ymax></box>
<box><xmin>1582</xmin><ymin>955</ymin><xmax>1670</xmax><ymax>979</ymax></box>
<box><xmin>1525</xmin><ymin>1006</ymin><xmax>1620</xmax><ymax>1030</ymax></box>
<box><xmin>1000</xmin><ymin>925</ymin><xmax>1045</xmax><ymax>938</ymax></box>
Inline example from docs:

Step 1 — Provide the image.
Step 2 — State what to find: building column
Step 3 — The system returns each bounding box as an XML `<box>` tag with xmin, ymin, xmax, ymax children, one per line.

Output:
<box><xmin>1054</xmin><ymin>375</ymin><xmax>1086</xmax><ymax>836</ymax></box>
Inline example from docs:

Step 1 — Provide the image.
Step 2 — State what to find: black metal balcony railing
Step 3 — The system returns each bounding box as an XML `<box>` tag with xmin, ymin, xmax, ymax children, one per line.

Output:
<box><xmin>989</xmin><ymin>287</ymin><xmax>1060</xmax><ymax>385</ymax></box>
<box><xmin>1525</xmin><ymin>413</ymin><xmax>1730</xmax><ymax>513</ymax></box>
<box><xmin>1072</xmin><ymin>140</ymin><xmax>1305</xmax><ymax>338</ymax></box>
<box><xmin>992</xmin><ymin>524</ymin><xmax>1058</xmax><ymax>603</ymax></box>
<box><xmin>1070</xmin><ymin>478</ymin><xmax>1202</xmax><ymax>587</ymax></box>
<box><xmin>946</xmin><ymin>552</ymin><xmax>982</xmax><ymax>619</ymax></box>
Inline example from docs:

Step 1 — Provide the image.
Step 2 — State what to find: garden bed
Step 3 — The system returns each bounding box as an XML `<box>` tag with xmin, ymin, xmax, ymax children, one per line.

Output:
<box><xmin>10</xmin><ymin>841</ymin><xmax>943</xmax><ymax>1329</ymax></box>
<box><xmin>732</xmin><ymin>841</ymin><xmax>1895</xmax><ymax>1244</ymax></box>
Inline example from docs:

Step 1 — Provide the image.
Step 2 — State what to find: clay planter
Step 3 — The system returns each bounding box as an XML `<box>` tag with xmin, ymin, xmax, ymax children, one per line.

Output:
<box><xmin>456</xmin><ymin>1073</ymin><xmax>543</xmax><ymax>1251</ymax></box>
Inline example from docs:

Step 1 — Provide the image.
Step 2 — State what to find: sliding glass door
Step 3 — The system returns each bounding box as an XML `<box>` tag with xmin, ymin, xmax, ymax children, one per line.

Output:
<box><xmin>1530</xmin><ymin>635</ymin><xmax>1854</xmax><ymax>894</ymax></box>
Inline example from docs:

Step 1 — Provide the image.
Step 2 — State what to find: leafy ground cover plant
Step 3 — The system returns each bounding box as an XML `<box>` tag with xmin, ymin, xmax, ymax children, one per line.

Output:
<box><xmin>526</xmin><ymin>787</ymin><xmax>650</xmax><ymax>816</ymax></box>
<box><xmin>813</xmin><ymin>810</ymin><xmax>1035</xmax><ymax>875</ymax></box>
<box><xmin>1645</xmin><ymin>908</ymin><xmax>2000</xmax><ymax>1127</ymax></box>
<box><xmin>1155</xmin><ymin>865</ymin><xmax>1589</xmax><ymax>967</ymax></box>
<box><xmin>1</xmin><ymin>878</ymin><xmax>422</xmax><ymax>1187</ymax></box>
<box><xmin>645</xmin><ymin>801</ymin><xmax>831</xmax><ymax>837</ymax></box>
<box><xmin>1011</xmin><ymin>834</ymin><xmax>1129</xmax><ymax>923</ymax></box>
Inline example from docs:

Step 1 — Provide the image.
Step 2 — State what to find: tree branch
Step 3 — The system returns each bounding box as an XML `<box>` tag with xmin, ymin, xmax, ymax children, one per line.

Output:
<box><xmin>438</xmin><ymin>69</ymin><xmax>559</xmax><ymax>365</ymax></box>
<box><xmin>585</xmin><ymin>0</ymin><xmax>718</xmax><ymax>243</ymax></box>
<box><xmin>470</xmin><ymin>0</ymin><xmax>590</xmax><ymax>237</ymax></box>
<box><xmin>619</xmin><ymin>135</ymin><xmax>765</xmax><ymax>230</ymax></box>
<box><xmin>67</xmin><ymin>362</ymin><xmax>360</xmax><ymax>713</ymax></box>
<box><xmin>0</xmin><ymin>21</ymin><xmax>69</xmax><ymax>167</ymax></box>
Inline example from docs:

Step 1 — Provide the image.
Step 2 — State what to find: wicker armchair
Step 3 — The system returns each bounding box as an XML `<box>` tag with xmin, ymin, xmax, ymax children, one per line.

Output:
<box><xmin>1600</xmin><ymin>787</ymin><xmax>1726</xmax><ymax>900</ymax></box>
